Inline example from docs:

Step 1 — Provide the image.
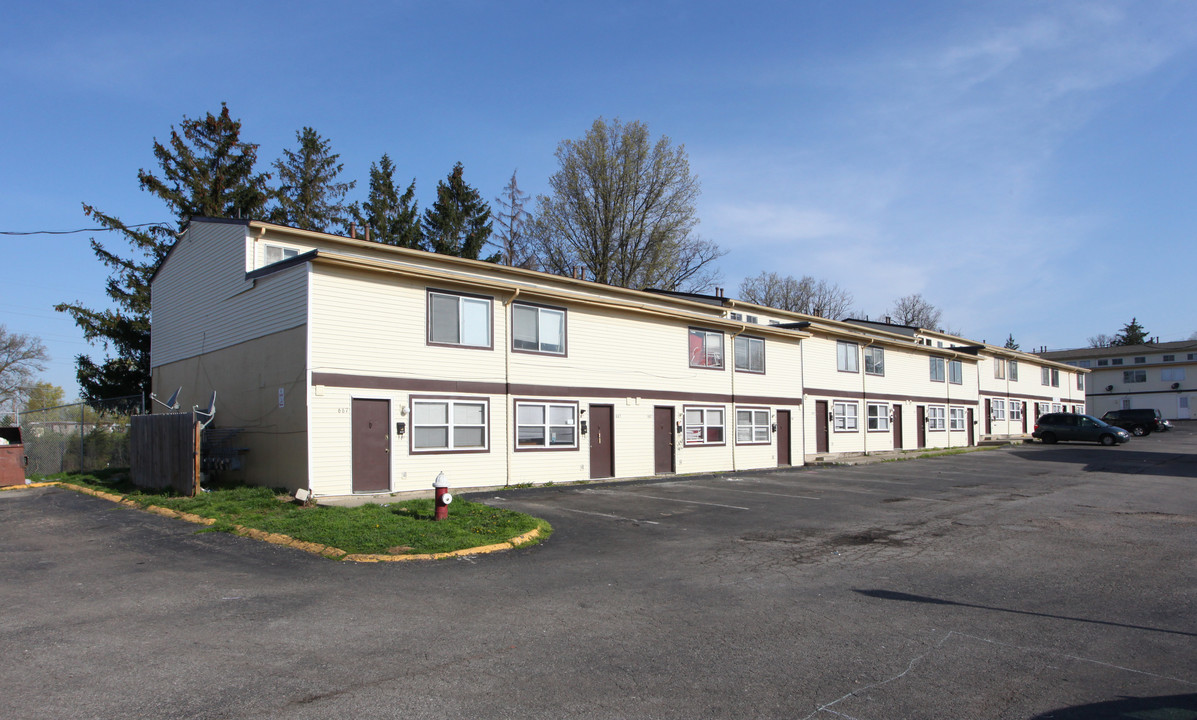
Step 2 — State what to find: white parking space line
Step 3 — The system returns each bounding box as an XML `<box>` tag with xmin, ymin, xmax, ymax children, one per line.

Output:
<box><xmin>556</xmin><ymin>507</ymin><xmax>660</xmax><ymax>524</ymax></box>
<box><xmin>712</xmin><ymin>487</ymin><xmax>822</xmax><ymax>501</ymax></box>
<box><xmin>588</xmin><ymin>489</ymin><xmax>750</xmax><ymax>511</ymax></box>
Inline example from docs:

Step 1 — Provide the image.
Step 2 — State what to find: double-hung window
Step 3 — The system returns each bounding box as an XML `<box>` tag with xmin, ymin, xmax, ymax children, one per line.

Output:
<box><xmin>428</xmin><ymin>291</ymin><xmax>492</xmax><ymax>348</ymax></box>
<box><xmin>948</xmin><ymin>359</ymin><xmax>963</xmax><ymax>384</ymax></box>
<box><xmin>927</xmin><ymin>406</ymin><xmax>946</xmax><ymax>431</ymax></box>
<box><xmin>1162</xmin><ymin>367</ymin><xmax>1186</xmax><ymax>382</ymax></box>
<box><xmin>1123</xmin><ymin>370</ymin><xmax>1146</xmax><ymax>383</ymax></box>
<box><xmin>1009</xmin><ymin>360</ymin><xmax>1019</xmax><ymax>381</ymax></box>
<box><xmin>264</xmin><ymin>244</ymin><xmax>299</xmax><ymax>265</ymax></box>
<box><xmin>1077</xmin><ymin>373</ymin><xmax>1085</xmax><ymax>390</ymax></box>
<box><xmin>515</xmin><ymin>401</ymin><xmax>577</xmax><ymax>449</ymax></box>
<box><xmin>866</xmin><ymin>403</ymin><xmax>889</xmax><ymax>431</ymax></box>
<box><xmin>735</xmin><ymin>408</ymin><xmax>771</xmax><ymax>444</ymax></box>
<box><xmin>833</xmin><ymin>401</ymin><xmax>858</xmax><ymax>431</ymax></box>
<box><xmin>930</xmin><ymin>357</ymin><xmax>945</xmax><ymax>382</ymax></box>
<box><xmin>949</xmin><ymin>407</ymin><xmax>966</xmax><ymax>431</ymax></box>
<box><xmin>1041</xmin><ymin>367</ymin><xmax>1060</xmax><ymax>387</ymax></box>
<box><xmin>837</xmin><ymin>341</ymin><xmax>859</xmax><ymax>373</ymax></box>
<box><xmin>412</xmin><ymin>398</ymin><xmax>488</xmax><ymax>452</ymax></box>
<box><xmin>994</xmin><ymin>359</ymin><xmax>1006</xmax><ymax>379</ymax></box>
<box><xmin>992</xmin><ymin>398</ymin><xmax>1006</xmax><ymax>420</ymax></box>
<box><xmin>685</xmin><ymin>406</ymin><xmax>725</xmax><ymax>445</ymax></box>
<box><xmin>734</xmin><ymin>336</ymin><xmax>765</xmax><ymax>373</ymax></box>
<box><xmin>864</xmin><ymin>347</ymin><xmax>885</xmax><ymax>376</ymax></box>
<box><xmin>689</xmin><ymin>329</ymin><xmax>724</xmax><ymax>369</ymax></box>
<box><xmin>513</xmin><ymin>303</ymin><xmax>565</xmax><ymax>354</ymax></box>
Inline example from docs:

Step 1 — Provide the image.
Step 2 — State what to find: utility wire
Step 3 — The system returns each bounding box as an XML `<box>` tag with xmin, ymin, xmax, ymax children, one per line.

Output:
<box><xmin>0</xmin><ymin>223</ymin><xmax>170</xmax><ymax>236</ymax></box>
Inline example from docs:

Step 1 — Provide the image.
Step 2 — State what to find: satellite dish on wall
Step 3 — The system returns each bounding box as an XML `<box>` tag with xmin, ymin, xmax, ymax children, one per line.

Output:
<box><xmin>150</xmin><ymin>387</ymin><xmax>182</xmax><ymax>411</ymax></box>
<box><xmin>194</xmin><ymin>391</ymin><xmax>216</xmax><ymax>429</ymax></box>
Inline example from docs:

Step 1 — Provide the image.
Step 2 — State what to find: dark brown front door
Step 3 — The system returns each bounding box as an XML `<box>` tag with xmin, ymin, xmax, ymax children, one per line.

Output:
<box><xmin>589</xmin><ymin>404</ymin><xmax>614</xmax><ymax>479</ymax></box>
<box><xmin>777</xmin><ymin>410</ymin><xmax>791</xmax><ymax>466</ymax></box>
<box><xmin>653</xmin><ymin>406</ymin><xmax>674</xmax><ymax>474</ymax></box>
<box><xmin>916</xmin><ymin>405</ymin><xmax>927</xmax><ymax>448</ymax></box>
<box><xmin>967</xmin><ymin>408</ymin><xmax>976</xmax><ymax>446</ymax></box>
<box><xmin>985</xmin><ymin>399</ymin><xmax>992</xmax><ymax>435</ymax></box>
<box><xmin>815</xmin><ymin>401</ymin><xmax>829</xmax><ymax>453</ymax></box>
<box><xmin>1021</xmin><ymin>402</ymin><xmax>1028</xmax><ymax>433</ymax></box>
<box><xmin>892</xmin><ymin>404</ymin><xmax>903</xmax><ymax>449</ymax></box>
<box><xmin>352</xmin><ymin>398</ymin><xmax>390</xmax><ymax>493</ymax></box>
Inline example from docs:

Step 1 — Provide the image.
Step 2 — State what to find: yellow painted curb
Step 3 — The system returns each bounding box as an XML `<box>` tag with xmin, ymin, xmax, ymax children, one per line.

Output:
<box><xmin>13</xmin><ymin>481</ymin><xmax>543</xmax><ymax>563</ymax></box>
<box><xmin>341</xmin><ymin>527</ymin><xmax>542</xmax><ymax>563</ymax></box>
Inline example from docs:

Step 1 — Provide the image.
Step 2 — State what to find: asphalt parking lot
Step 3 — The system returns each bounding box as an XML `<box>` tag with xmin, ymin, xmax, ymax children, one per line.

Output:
<box><xmin>2</xmin><ymin>427</ymin><xmax>1195</xmax><ymax>719</ymax></box>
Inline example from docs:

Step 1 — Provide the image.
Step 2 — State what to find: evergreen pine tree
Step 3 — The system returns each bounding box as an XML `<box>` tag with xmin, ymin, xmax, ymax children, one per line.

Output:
<box><xmin>346</xmin><ymin>154</ymin><xmax>421</xmax><ymax>248</ymax></box>
<box><xmin>1114</xmin><ymin>318</ymin><xmax>1150</xmax><ymax>346</ymax></box>
<box><xmin>1004</xmin><ymin>334</ymin><xmax>1020</xmax><ymax>350</ymax></box>
<box><xmin>270</xmin><ymin>127</ymin><xmax>354</xmax><ymax>232</ymax></box>
<box><xmin>491</xmin><ymin>170</ymin><xmax>536</xmax><ymax>268</ymax></box>
<box><xmin>55</xmin><ymin>104</ymin><xmax>269</xmax><ymax>402</ymax></box>
<box><xmin>422</xmin><ymin>162</ymin><xmax>497</xmax><ymax>261</ymax></box>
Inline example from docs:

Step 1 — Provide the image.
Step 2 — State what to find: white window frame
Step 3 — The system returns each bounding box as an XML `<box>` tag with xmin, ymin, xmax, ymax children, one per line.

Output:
<box><xmin>514</xmin><ymin>400</ymin><xmax>578</xmax><ymax>450</ymax></box>
<box><xmin>689</xmin><ymin>329</ymin><xmax>724</xmax><ymax>370</ymax></box>
<box><xmin>263</xmin><ymin>244</ymin><xmax>299</xmax><ymax>266</ymax></box>
<box><xmin>735</xmin><ymin>407</ymin><xmax>771</xmax><ymax>444</ymax></box>
<box><xmin>1162</xmin><ymin>367</ymin><xmax>1186</xmax><ymax>382</ymax></box>
<box><xmin>833</xmin><ymin>401</ymin><xmax>859</xmax><ymax>432</ymax></box>
<box><xmin>1052</xmin><ymin>403</ymin><xmax>1063</xmax><ymax>413</ymax></box>
<box><xmin>411</xmin><ymin>398</ymin><xmax>489</xmax><ymax>452</ymax></box>
<box><xmin>428</xmin><ymin>290</ymin><xmax>492</xmax><ymax>348</ymax></box>
<box><xmin>1010</xmin><ymin>401</ymin><xmax>1022</xmax><ymax>421</ymax></box>
<box><xmin>864</xmin><ymin>346</ymin><xmax>885</xmax><ymax>376</ymax></box>
<box><xmin>991</xmin><ymin>398</ymin><xmax>1006</xmax><ymax>420</ymax></box>
<box><xmin>927</xmin><ymin>405</ymin><xmax>946</xmax><ymax>431</ymax></box>
<box><xmin>734</xmin><ymin>336</ymin><xmax>766</xmax><ymax>374</ymax></box>
<box><xmin>949</xmin><ymin>407</ymin><xmax>966</xmax><ymax>431</ymax></box>
<box><xmin>837</xmin><ymin>341</ymin><xmax>859</xmax><ymax>373</ymax></box>
<box><xmin>512</xmin><ymin>303</ymin><xmax>566</xmax><ymax>355</ymax></box>
<box><xmin>930</xmin><ymin>357</ymin><xmax>945</xmax><ymax>383</ymax></box>
<box><xmin>684</xmin><ymin>406</ymin><xmax>725</xmax><ymax>445</ymax></box>
<box><xmin>866</xmin><ymin>403</ymin><xmax>890</xmax><ymax>432</ymax></box>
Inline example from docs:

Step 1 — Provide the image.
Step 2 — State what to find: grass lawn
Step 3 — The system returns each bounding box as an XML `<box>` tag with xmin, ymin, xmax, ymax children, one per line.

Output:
<box><xmin>40</xmin><ymin>471</ymin><xmax>551</xmax><ymax>557</ymax></box>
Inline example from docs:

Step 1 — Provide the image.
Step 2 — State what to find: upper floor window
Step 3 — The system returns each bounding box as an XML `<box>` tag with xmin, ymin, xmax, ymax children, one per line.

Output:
<box><xmin>994</xmin><ymin>359</ymin><xmax>1006</xmax><ymax>379</ymax></box>
<box><xmin>734</xmin><ymin>336</ymin><xmax>765</xmax><ymax>373</ymax></box>
<box><xmin>1123</xmin><ymin>370</ymin><xmax>1146</xmax><ymax>383</ymax></box>
<box><xmin>864</xmin><ymin>346</ymin><xmax>885</xmax><ymax>376</ymax></box>
<box><xmin>1077</xmin><ymin>373</ymin><xmax>1085</xmax><ymax>390</ymax></box>
<box><xmin>930</xmin><ymin>357</ymin><xmax>945</xmax><ymax>382</ymax></box>
<box><xmin>1097</xmin><ymin>359</ymin><xmax>1109</xmax><ymax>366</ymax></box>
<box><xmin>1162</xmin><ymin>367</ymin><xmax>1186</xmax><ymax>382</ymax></box>
<box><xmin>1009</xmin><ymin>359</ymin><xmax>1019</xmax><ymax>380</ymax></box>
<box><xmin>837</xmin><ymin>341</ymin><xmax>859</xmax><ymax>373</ymax></box>
<box><xmin>1134</xmin><ymin>356</ymin><xmax>1146</xmax><ymax>364</ymax></box>
<box><xmin>1041</xmin><ymin>367</ymin><xmax>1060</xmax><ymax>387</ymax></box>
<box><xmin>689</xmin><ymin>329</ymin><xmax>724</xmax><ymax>369</ymax></box>
<box><xmin>949</xmin><ymin>359</ymin><xmax>963</xmax><ymax>384</ymax></box>
<box><xmin>513</xmin><ymin>303</ymin><xmax>565</xmax><ymax>355</ymax></box>
<box><xmin>428</xmin><ymin>290</ymin><xmax>492</xmax><ymax>348</ymax></box>
<box><xmin>1111</xmin><ymin>358</ymin><xmax>1124</xmax><ymax>366</ymax></box>
<box><xmin>1077</xmin><ymin>360</ymin><xmax>1091</xmax><ymax>368</ymax></box>
<box><xmin>412</xmin><ymin>398</ymin><xmax>488</xmax><ymax>452</ymax></box>
<box><xmin>735</xmin><ymin>408</ymin><xmax>771</xmax><ymax>444</ymax></box>
<box><xmin>684</xmin><ymin>406</ymin><xmax>725</xmax><ymax>445</ymax></box>
<box><xmin>515</xmin><ymin>401</ymin><xmax>577</xmax><ymax>449</ymax></box>
<box><xmin>264</xmin><ymin>244</ymin><xmax>299</xmax><ymax>265</ymax></box>
<box><xmin>1163</xmin><ymin>355</ymin><xmax>1175</xmax><ymax>362</ymax></box>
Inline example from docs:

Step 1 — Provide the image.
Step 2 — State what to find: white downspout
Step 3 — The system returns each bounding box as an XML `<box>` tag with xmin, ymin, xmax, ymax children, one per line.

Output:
<box><xmin>504</xmin><ymin>288</ymin><xmax>520</xmax><ymax>487</ymax></box>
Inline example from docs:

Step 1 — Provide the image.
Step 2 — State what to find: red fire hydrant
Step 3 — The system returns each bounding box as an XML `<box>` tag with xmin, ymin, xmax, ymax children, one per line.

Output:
<box><xmin>433</xmin><ymin>472</ymin><xmax>452</xmax><ymax>521</ymax></box>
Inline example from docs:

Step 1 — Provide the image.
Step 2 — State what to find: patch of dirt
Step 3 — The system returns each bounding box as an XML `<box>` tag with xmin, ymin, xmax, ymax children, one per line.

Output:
<box><xmin>829</xmin><ymin>528</ymin><xmax>905</xmax><ymax>547</ymax></box>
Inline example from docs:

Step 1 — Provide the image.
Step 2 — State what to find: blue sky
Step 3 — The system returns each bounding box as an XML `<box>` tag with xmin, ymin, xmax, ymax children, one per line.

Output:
<box><xmin>3</xmin><ymin>0</ymin><xmax>1196</xmax><ymax>403</ymax></box>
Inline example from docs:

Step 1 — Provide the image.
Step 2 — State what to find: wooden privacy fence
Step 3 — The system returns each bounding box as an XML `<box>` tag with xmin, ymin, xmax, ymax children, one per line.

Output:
<box><xmin>131</xmin><ymin>413</ymin><xmax>200</xmax><ymax>496</ymax></box>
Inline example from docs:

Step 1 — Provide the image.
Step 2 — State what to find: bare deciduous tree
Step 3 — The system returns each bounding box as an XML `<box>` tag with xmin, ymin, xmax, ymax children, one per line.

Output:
<box><xmin>1088</xmin><ymin>333</ymin><xmax>1115</xmax><ymax>348</ymax></box>
<box><xmin>0</xmin><ymin>326</ymin><xmax>48</xmax><ymax>408</ymax></box>
<box><xmin>532</xmin><ymin>117</ymin><xmax>724</xmax><ymax>291</ymax></box>
<box><xmin>737</xmin><ymin>272</ymin><xmax>854</xmax><ymax>320</ymax></box>
<box><xmin>491</xmin><ymin>170</ymin><xmax>536</xmax><ymax>269</ymax></box>
<box><xmin>888</xmin><ymin>293</ymin><xmax>944</xmax><ymax>330</ymax></box>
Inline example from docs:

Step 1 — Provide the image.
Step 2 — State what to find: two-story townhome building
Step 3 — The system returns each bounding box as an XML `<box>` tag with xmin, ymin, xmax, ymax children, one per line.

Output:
<box><xmin>1039</xmin><ymin>341</ymin><xmax>1197</xmax><ymax>420</ymax></box>
<box><xmin>151</xmin><ymin>218</ymin><xmax>808</xmax><ymax>497</ymax></box>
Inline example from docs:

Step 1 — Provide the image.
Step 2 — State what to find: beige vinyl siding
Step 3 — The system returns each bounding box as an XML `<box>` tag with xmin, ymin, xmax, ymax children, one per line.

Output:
<box><xmin>153</xmin><ymin>222</ymin><xmax>308</xmax><ymax>368</ymax></box>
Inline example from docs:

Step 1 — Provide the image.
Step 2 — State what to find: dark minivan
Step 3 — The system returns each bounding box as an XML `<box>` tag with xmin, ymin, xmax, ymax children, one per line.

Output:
<box><xmin>1100</xmin><ymin>408</ymin><xmax>1172</xmax><ymax>436</ymax></box>
<box><xmin>1033</xmin><ymin>413</ymin><xmax>1131</xmax><ymax>446</ymax></box>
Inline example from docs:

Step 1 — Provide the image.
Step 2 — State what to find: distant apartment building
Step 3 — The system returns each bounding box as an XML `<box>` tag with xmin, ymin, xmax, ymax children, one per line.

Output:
<box><xmin>1038</xmin><ymin>341</ymin><xmax>1197</xmax><ymax>420</ymax></box>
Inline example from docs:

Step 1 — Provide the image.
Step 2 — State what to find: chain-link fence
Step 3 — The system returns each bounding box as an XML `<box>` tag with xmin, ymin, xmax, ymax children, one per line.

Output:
<box><xmin>6</xmin><ymin>395</ymin><xmax>142</xmax><ymax>476</ymax></box>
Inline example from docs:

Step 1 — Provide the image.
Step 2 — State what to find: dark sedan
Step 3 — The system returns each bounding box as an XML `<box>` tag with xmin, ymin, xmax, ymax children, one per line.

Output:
<box><xmin>1033</xmin><ymin>413</ymin><xmax>1132</xmax><ymax>446</ymax></box>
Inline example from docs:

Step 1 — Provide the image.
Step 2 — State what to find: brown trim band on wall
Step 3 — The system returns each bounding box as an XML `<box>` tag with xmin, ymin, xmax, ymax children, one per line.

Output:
<box><xmin>312</xmin><ymin>372</ymin><xmax>804</xmax><ymax>407</ymax></box>
<box><xmin>802</xmin><ymin>387</ymin><xmax>980</xmax><ymax>406</ymax></box>
<box><xmin>1085</xmin><ymin>389</ymin><xmax>1188</xmax><ymax>398</ymax></box>
<box><xmin>978</xmin><ymin>390</ymin><xmax>1071</xmax><ymax>402</ymax></box>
